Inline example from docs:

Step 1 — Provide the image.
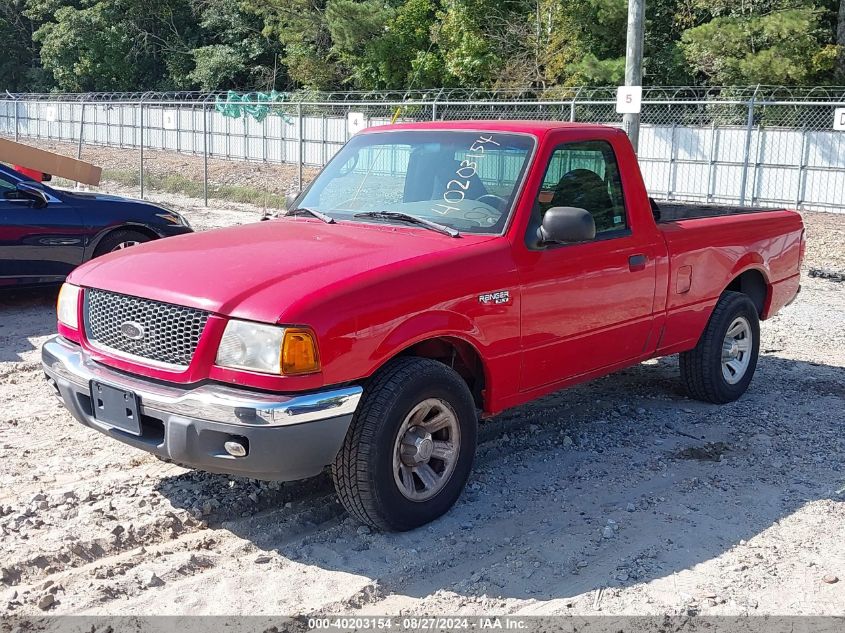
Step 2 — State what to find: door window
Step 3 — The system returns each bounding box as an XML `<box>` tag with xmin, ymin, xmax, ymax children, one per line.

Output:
<box><xmin>535</xmin><ymin>141</ymin><xmax>628</xmax><ymax>236</ymax></box>
<box><xmin>0</xmin><ymin>171</ymin><xmax>17</xmax><ymax>198</ymax></box>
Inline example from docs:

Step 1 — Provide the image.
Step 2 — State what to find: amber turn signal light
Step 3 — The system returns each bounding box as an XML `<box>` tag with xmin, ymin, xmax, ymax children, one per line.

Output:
<box><xmin>281</xmin><ymin>328</ymin><xmax>321</xmax><ymax>375</ymax></box>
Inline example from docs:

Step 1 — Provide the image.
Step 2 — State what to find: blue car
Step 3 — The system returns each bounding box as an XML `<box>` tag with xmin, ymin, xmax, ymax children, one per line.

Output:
<box><xmin>0</xmin><ymin>163</ymin><xmax>192</xmax><ymax>287</ymax></box>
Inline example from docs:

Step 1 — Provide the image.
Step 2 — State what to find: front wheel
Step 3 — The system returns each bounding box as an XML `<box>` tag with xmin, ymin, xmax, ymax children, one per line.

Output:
<box><xmin>332</xmin><ymin>357</ymin><xmax>477</xmax><ymax>531</ymax></box>
<box><xmin>93</xmin><ymin>229</ymin><xmax>152</xmax><ymax>257</ymax></box>
<box><xmin>679</xmin><ymin>291</ymin><xmax>760</xmax><ymax>404</ymax></box>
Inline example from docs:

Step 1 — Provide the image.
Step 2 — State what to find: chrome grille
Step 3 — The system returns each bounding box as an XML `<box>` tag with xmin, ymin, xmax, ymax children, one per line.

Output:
<box><xmin>84</xmin><ymin>289</ymin><xmax>210</xmax><ymax>367</ymax></box>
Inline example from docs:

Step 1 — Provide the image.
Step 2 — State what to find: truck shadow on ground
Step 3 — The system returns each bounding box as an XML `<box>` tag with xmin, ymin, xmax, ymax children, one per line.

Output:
<box><xmin>157</xmin><ymin>352</ymin><xmax>845</xmax><ymax>604</ymax></box>
<box><xmin>0</xmin><ymin>286</ymin><xmax>59</xmax><ymax>362</ymax></box>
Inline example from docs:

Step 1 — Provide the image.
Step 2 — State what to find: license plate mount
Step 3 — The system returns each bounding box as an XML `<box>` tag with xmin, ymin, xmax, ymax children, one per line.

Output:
<box><xmin>90</xmin><ymin>380</ymin><xmax>142</xmax><ymax>436</ymax></box>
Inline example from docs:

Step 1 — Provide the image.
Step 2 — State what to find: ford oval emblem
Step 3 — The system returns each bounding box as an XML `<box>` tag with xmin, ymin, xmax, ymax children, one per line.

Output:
<box><xmin>120</xmin><ymin>321</ymin><xmax>145</xmax><ymax>341</ymax></box>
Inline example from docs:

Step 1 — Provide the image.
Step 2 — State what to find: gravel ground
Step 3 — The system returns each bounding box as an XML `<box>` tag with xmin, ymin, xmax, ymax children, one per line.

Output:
<box><xmin>1</xmin><ymin>188</ymin><xmax>843</xmax><ymax>620</ymax></box>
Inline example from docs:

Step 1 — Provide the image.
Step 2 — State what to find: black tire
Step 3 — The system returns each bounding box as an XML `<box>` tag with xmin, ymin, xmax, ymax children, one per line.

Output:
<box><xmin>679</xmin><ymin>291</ymin><xmax>760</xmax><ymax>404</ymax></box>
<box><xmin>93</xmin><ymin>229</ymin><xmax>153</xmax><ymax>257</ymax></box>
<box><xmin>332</xmin><ymin>357</ymin><xmax>477</xmax><ymax>531</ymax></box>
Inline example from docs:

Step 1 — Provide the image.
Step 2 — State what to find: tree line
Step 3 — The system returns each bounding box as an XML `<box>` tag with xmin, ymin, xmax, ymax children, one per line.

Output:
<box><xmin>2</xmin><ymin>0</ymin><xmax>845</xmax><ymax>94</ymax></box>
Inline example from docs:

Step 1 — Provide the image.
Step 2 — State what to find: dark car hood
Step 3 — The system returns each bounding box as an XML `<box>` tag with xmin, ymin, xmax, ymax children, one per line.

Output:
<box><xmin>61</xmin><ymin>190</ymin><xmax>153</xmax><ymax>204</ymax></box>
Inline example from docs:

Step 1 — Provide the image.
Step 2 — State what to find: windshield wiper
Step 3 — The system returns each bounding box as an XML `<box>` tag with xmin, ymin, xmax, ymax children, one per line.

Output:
<box><xmin>284</xmin><ymin>207</ymin><xmax>335</xmax><ymax>224</ymax></box>
<box><xmin>353</xmin><ymin>211</ymin><xmax>460</xmax><ymax>238</ymax></box>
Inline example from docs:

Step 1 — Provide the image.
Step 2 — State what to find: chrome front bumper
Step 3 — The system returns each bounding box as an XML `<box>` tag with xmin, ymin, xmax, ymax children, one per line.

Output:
<box><xmin>42</xmin><ymin>335</ymin><xmax>362</xmax><ymax>481</ymax></box>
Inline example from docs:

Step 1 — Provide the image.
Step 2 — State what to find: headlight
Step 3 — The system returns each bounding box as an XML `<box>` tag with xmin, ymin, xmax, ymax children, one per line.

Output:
<box><xmin>155</xmin><ymin>207</ymin><xmax>191</xmax><ymax>228</ymax></box>
<box><xmin>57</xmin><ymin>283</ymin><xmax>80</xmax><ymax>329</ymax></box>
<box><xmin>215</xmin><ymin>320</ymin><xmax>320</xmax><ymax>375</ymax></box>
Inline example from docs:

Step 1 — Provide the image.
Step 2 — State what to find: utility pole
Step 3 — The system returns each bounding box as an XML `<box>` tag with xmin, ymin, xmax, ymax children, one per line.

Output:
<box><xmin>837</xmin><ymin>0</ymin><xmax>845</xmax><ymax>82</ymax></box>
<box><xmin>623</xmin><ymin>0</ymin><xmax>645</xmax><ymax>151</ymax></box>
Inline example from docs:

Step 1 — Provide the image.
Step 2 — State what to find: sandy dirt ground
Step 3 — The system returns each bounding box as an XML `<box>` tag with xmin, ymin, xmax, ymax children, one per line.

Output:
<box><xmin>1</xmin><ymin>188</ymin><xmax>844</xmax><ymax>621</ymax></box>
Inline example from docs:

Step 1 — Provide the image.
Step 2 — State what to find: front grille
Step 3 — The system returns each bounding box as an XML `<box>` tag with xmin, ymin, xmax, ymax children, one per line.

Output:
<box><xmin>84</xmin><ymin>289</ymin><xmax>210</xmax><ymax>368</ymax></box>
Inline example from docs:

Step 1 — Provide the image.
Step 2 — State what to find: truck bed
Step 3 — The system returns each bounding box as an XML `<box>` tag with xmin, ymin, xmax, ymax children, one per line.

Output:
<box><xmin>654</xmin><ymin>200</ymin><xmax>804</xmax><ymax>355</ymax></box>
<box><xmin>652</xmin><ymin>200</ymin><xmax>785</xmax><ymax>223</ymax></box>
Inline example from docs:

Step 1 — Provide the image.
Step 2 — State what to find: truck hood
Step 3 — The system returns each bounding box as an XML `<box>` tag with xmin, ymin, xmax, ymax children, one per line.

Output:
<box><xmin>69</xmin><ymin>218</ymin><xmax>494</xmax><ymax>323</ymax></box>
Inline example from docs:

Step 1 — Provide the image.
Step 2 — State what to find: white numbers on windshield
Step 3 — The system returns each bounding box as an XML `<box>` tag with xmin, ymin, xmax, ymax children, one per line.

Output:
<box><xmin>432</xmin><ymin>135</ymin><xmax>500</xmax><ymax>216</ymax></box>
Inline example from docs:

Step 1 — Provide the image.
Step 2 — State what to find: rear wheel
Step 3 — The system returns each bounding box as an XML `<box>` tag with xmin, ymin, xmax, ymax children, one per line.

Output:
<box><xmin>680</xmin><ymin>291</ymin><xmax>760</xmax><ymax>404</ymax></box>
<box><xmin>93</xmin><ymin>229</ymin><xmax>152</xmax><ymax>257</ymax></box>
<box><xmin>332</xmin><ymin>357</ymin><xmax>477</xmax><ymax>531</ymax></box>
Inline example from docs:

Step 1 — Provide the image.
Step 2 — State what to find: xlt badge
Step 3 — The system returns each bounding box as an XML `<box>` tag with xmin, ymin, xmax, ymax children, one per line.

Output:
<box><xmin>478</xmin><ymin>290</ymin><xmax>511</xmax><ymax>305</ymax></box>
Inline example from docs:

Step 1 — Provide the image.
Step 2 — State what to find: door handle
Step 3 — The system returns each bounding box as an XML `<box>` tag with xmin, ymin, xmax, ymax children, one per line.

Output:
<box><xmin>628</xmin><ymin>254</ymin><xmax>647</xmax><ymax>272</ymax></box>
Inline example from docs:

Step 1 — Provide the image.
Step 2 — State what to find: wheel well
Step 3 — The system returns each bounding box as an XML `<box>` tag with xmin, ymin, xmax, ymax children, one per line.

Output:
<box><xmin>401</xmin><ymin>337</ymin><xmax>486</xmax><ymax>410</ymax></box>
<box><xmin>725</xmin><ymin>269</ymin><xmax>768</xmax><ymax>316</ymax></box>
<box><xmin>92</xmin><ymin>225</ymin><xmax>158</xmax><ymax>255</ymax></box>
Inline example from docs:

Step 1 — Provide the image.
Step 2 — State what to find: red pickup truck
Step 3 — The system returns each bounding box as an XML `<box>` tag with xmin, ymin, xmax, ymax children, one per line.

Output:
<box><xmin>42</xmin><ymin>121</ymin><xmax>804</xmax><ymax>531</ymax></box>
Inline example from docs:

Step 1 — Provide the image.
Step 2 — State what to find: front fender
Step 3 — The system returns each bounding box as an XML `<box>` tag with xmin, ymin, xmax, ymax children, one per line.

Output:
<box><xmin>370</xmin><ymin>310</ymin><xmax>485</xmax><ymax>366</ymax></box>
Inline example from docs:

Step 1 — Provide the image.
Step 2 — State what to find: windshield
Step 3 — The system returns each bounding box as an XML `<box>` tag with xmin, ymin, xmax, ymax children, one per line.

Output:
<box><xmin>296</xmin><ymin>130</ymin><xmax>535</xmax><ymax>234</ymax></box>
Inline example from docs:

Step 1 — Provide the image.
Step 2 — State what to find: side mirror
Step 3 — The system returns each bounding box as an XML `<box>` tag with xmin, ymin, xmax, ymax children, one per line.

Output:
<box><xmin>538</xmin><ymin>206</ymin><xmax>595</xmax><ymax>244</ymax></box>
<box><xmin>16</xmin><ymin>182</ymin><xmax>49</xmax><ymax>208</ymax></box>
<box><xmin>284</xmin><ymin>192</ymin><xmax>299</xmax><ymax>210</ymax></box>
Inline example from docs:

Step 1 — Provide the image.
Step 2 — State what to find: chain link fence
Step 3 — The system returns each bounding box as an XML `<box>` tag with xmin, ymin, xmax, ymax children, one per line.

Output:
<box><xmin>1</xmin><ymin>87</ymin><xmax>843</xmax><ymax>212</ymax></box>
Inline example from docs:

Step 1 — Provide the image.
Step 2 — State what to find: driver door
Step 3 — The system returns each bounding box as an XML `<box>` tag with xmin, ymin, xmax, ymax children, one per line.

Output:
<box><xmin>518</xmin><ymin>139</ymin><xmax>659</xmax><ymax>391</ymax></box>
<box><xmin>0</xmin><ymin>171</ymin><xmax>85</xmax><ymax>286</ymax></box>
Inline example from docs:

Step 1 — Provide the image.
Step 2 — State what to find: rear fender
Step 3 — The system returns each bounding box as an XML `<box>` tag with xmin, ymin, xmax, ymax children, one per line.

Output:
<box><xmin>726</xmin><ymin>256</ymin><xmax>771</xmax><ymax>317</ymax></box>
<box><xmin>728</xmin><ymin>252</ymin><xmax>765</xmax><ymax>278</ymax></box>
